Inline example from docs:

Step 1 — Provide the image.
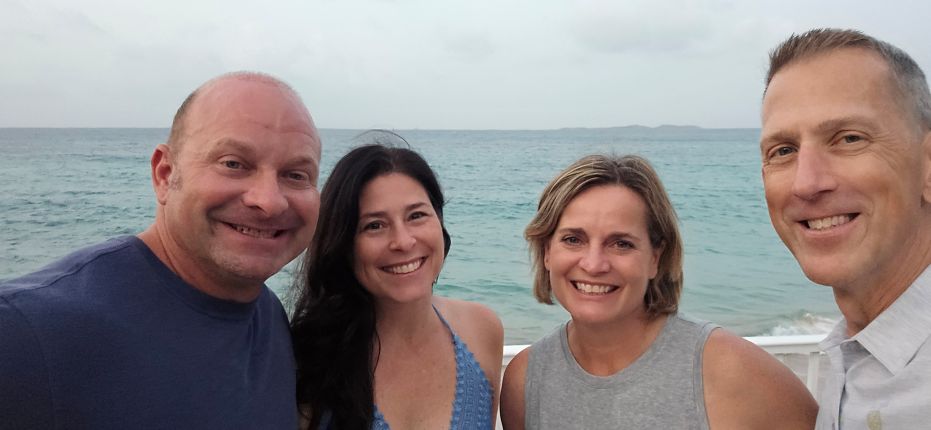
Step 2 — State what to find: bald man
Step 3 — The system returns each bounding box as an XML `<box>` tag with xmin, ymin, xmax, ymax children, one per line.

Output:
<box><xmin>0</xmin><ymin>72</ymin><xmax>321</xmax><ymax>429</ymax></box>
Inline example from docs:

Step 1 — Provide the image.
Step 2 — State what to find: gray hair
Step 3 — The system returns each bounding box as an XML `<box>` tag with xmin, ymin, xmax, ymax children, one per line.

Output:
<box><xmin>765</xmin><ymin>28</ymin><xmax>931</xmax><ymax>130</ymax></box>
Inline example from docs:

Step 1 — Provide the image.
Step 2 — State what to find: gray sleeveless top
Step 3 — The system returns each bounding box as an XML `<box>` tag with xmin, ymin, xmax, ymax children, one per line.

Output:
<box><xmin>524</xmin><ymin>314</ymin><xmax>717</xmax><ymax>430</ymax></box>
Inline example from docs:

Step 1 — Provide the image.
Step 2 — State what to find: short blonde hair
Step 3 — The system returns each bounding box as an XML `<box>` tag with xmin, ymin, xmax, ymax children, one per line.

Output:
<box><xmin>524</xmin><ymin>154</ymin><xmax>683</xmax><ymax>317</ymax></box>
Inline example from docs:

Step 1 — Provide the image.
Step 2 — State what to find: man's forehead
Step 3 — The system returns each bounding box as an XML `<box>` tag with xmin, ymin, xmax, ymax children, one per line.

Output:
<box><xmin>764</xmin><ymin>49</ymin><xmax>894</xmax><ymax>112</ymax></box>
<box><xmin>172</xmin><ymin>77</ymin><xmax>321</xmax><ymax>160</ymax></box>
<box><xmin>767</xmin><ymin>48</ymin><xmax>892</xmax><ymax>94</ymax></box>
<box><xmin>187</xmin><ymin>79</ymin><xmax>315</xmax><ymax>133</ymax></box>
<box><xmin>196</xmin><ymin>78</ymin><xmax>304</xmax><ymax>113</ymax></box>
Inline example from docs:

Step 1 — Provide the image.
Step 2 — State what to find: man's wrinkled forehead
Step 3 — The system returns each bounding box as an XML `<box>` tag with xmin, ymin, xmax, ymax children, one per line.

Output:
<box><xmin>197</xmin><ymin>77</ymin><xmax>308</xmax><ymax>118</ymax></box>
<box><xmin>186</xmin><ymin>77</ymin><xmax>318</xmax><ymax>143</ymax></box>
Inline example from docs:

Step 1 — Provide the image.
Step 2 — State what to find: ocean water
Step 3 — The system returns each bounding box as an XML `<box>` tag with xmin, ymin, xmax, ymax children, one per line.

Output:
<box><xmin>0</xmin><ymin>128</ymin><xmax>839</xmax><ymax>343</ymax></box>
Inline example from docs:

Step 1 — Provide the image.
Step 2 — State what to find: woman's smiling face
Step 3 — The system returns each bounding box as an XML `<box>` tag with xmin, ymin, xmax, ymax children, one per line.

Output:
<box><xmin>545</xmin><ymin>184</ymin><xmax>661</xmax><ymax>325</ymax></box>
<box><xmin>353</xmin><ymin>173</ymin><xmax>446</xmax><ymax>305</ymax></box>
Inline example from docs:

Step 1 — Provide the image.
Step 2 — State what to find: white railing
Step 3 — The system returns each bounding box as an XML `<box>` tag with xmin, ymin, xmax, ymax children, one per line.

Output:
<box><xmin>501</xmin><ymin>333</ymin><xmax>827</xmax><ymax>395</ymax></box>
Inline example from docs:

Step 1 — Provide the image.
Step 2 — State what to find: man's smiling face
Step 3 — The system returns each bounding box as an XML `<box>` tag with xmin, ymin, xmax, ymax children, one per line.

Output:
<box><xmin>760</xmin><ymin>47</ymin><xmax>929</xmax><ymax>294</ymax></box>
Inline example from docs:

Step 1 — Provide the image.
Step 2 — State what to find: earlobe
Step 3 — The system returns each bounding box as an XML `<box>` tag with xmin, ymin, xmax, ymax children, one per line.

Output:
<box><xmin>151</xmin><ymin>144</ymin><xmax>173</xmax><ymax>205</ymax></box>
<box><xmin>543</xmin><ymin>242</ymin><xmax>551</xmax><ymax>271</ymax></box>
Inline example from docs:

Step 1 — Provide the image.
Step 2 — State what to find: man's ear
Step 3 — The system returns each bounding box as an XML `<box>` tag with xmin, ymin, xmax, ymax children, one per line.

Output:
<box><xmin>151</xmin><ymin>144</ymin><xmax>174</xmax><ymax>205</ymax></box>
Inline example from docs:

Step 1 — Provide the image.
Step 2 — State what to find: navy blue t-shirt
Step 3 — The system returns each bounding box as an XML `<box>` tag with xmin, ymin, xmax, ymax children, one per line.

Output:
<box><xmin>0</xmin><ymin>236</ymin><xmax>298</xmax><ymax>429</ymax></box>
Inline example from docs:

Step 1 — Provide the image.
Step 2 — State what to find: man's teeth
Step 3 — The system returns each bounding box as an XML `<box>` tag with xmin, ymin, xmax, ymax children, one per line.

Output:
<box><xmin>234</xmin><ymin>225</ymin><xmax>277</xmax><ymax>239</ymax></box>
<box><xmin>806</xmin><ymin>215</ymin><xmax>851</xmax><ymax>231</ymax></box>
<box><xmin>384</xmin><ymin>259</ymin><xmax>423</xmax><ymax>274</ymax></box>
<box><xmin>574</xmin><ymin>282</ymin><xmax>616</xmax><ymax>295</ymax></box>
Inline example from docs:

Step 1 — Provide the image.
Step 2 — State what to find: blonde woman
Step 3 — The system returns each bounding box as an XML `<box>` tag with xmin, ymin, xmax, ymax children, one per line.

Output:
<box><xmin>501</xmin><ymin>154</ymin><xmax>816</xmax><ymax>429</ymax></box>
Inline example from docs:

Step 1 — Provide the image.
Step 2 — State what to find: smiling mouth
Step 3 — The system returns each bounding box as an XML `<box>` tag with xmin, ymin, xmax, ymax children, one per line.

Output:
<box><xmin>227</xmin><ymin>223</ymin><xmax>283</xmax><ymax>239</ymax></box>
<box><xmin>572</xmin><ymin>281</ymin><xmax>619</xmax><ymax>295</ymax></box>
<box><xmin>383</xmin><ymin>258</ymin><xmax>425</xmax><ymax>274</ymax></box>
<box><xmin>802</xmin><ymin>214</ymin><xmax>857</xmax><ymax>231</ymax></box>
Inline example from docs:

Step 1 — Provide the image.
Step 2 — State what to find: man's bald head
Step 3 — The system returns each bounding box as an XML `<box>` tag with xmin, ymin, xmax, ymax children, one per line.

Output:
<box><xmin>166</xmin><ymin>72</ymin><xmax>313</xmax><ymax>153</ymax></box>
<box><xmin>143</xmin><ymin>71</ymin><xmax>322</xmax><ymax>302</ymax></box>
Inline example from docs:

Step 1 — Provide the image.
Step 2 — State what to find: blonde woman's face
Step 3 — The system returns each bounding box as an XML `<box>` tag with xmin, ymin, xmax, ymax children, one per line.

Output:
<box><xmin>544</xmin><ymin>185</ymin><xmax>660</xmax><ymax>325</ymax></box>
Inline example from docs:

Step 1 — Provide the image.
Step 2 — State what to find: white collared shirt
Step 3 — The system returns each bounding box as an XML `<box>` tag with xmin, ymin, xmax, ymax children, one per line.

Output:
<box><xmin>816</xmin><ymin>264</ymin><xmax>931</xmax><ymax>430</ymax></box>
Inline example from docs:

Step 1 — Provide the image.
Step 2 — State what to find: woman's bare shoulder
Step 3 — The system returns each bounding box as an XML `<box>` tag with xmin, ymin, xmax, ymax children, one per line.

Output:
<box><xmin>500</xmin><ymin>347</ymin><xmax>530</xmax><ymax>430</ymax></box>
<box><xmin>702</xmin><ymin>329</ymin><xmax>818</xmax><ymax>429</ymax></box>
<box><xmin>434</xmin><ymin>297</ymin><xmax>503</xmax><ymax>342</ymax></box>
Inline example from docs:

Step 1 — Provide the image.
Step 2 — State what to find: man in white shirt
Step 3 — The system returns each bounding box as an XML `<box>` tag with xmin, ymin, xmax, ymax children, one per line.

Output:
<box><xmin>760</xmin><ymin>28</ymin><xmax>931</xmax><ymax>429</ymax></box>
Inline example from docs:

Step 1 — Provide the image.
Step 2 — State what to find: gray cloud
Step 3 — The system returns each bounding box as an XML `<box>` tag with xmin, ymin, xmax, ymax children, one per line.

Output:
<box><xmin>1</xmin><ymin>0</ymin><xmax>929</xmax><ymax>129</ymax></box>
<box><xmin>569</xmin><ymin>0</ymin><xmax>725</xmax><ymax>54</ymax></box>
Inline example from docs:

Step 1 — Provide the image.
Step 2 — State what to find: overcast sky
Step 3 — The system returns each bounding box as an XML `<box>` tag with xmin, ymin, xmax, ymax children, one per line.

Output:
<box><xmin>2</xmin><ymin>0</ymin><xmax>928</xmax><ymax>129</ymax></box>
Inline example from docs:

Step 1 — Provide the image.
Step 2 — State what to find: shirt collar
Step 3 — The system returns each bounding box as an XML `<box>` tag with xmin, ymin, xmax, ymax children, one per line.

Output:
<box><xmin>820</xmin><ymin>317</ymin><xmax>848</xmax><ymax>352</ymax></box>
<box><xmin>851</xmin><ymin>264</ymin><xmax>931</xmax><ymax>374</ymax></box>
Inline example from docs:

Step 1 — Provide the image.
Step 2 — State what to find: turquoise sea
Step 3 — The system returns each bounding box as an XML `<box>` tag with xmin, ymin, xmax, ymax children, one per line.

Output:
<box><xmin>0</xmin><ymin>127</ymin><xmax>839</xmax><ymax>344</ymax></box>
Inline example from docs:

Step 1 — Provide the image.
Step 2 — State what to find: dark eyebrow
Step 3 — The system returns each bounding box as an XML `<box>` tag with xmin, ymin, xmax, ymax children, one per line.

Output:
<box><xmin>359</xmin><ymin>201</ymin><xmax>430</xmax><ymax>220</ymax></box>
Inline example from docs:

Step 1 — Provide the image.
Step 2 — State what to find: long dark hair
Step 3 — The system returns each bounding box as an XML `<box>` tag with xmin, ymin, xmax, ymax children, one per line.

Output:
<box><xmin>290</xmin><ymin>141</ymin><xmax>451</xmax><ymax>429</ymax></box>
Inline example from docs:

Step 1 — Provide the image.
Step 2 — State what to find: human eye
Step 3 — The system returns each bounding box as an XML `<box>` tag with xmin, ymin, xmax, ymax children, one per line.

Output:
<box><xmin>361</xmin><ymin>220</ymin><xmax>384</xmax><ymax>232</ymax></box>
<box><xmin>287</xmin><ymin>171</ymin><xmax>307</xmax><ymax>181</ymax></box>
<box><xmin>284</xmin><ymin>170</ymin><xmax>312</xmax><ymax>184</ymax></box>
<box><xmin>839</xmin><ymin>133</ymin><xmax>865</xmax><ymax>145</ymax></box>
<box><xmin>769</xmin><ymin>145</ymin><xmax>796</xmax><ymax>159</ymax></box>
<box><xmin>220</xmin><ymin>158</ymin><xmax>244</xmax><ymax>170</ymax></box>
<box><xmin>610</xmin><ymin>239</ymin><xmax>634</xmax><ymax>250</ymax></box>
<box><xmin>762</xmin><ymin>143</ymin><xmax>797</xmax><ymax>166</ymax></box>
<box><xmin>409</xmin><ymin>210</ymin><xmax>433</xmax><ymax>221</ymax></box>
<box><xmin>560</xmin><ymin>235</ymin><xmax>582</xmax><ymax>246</ymax></box>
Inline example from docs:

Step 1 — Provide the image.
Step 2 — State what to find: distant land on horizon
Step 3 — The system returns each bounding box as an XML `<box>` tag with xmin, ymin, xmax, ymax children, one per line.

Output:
<box><xmin>558</xmin><ymin>124</ymin><xmax>705</xmax><ymax>131</ymax></box>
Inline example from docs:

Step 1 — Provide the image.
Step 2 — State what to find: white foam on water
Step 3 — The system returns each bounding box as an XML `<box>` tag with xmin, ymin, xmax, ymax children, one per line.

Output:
<box><xmin>765</xmin><ymin>312</ymin><xmax>837</xmax><ymax>336</ymax></box>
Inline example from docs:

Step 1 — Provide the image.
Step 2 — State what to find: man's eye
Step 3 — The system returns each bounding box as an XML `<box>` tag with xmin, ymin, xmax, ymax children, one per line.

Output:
<box><xmin>842</xmin><ymin>135</ymin><xmax>862</xmax><ymax>144</ymax></box>
<box><xmin>769</xmin><ymin>146</ymin><xmax>796</xmax><ymax>159</ymax></box>
<box><xmin>222</xmin><ymin>160</ymin><xmax>243</xmax><ymax>169</ymax></box>
<box><xmin>286</xmin><ymin>171</ymin><xmax>309</xmax><ymax>182</ymax></box>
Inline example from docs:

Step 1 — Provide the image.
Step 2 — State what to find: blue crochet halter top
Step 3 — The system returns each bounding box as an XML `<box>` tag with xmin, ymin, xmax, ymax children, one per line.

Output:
<box><xmin>372</xmin><ymin>306</ymin><xmax>493</xmax><ymax>430</ymax></box>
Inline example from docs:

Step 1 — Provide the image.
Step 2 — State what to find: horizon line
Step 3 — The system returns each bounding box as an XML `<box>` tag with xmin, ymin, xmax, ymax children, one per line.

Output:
<box><xmin>0</xmin><ymin>125</ymin><xmax>762</xmax><ymax>132</ymax></box>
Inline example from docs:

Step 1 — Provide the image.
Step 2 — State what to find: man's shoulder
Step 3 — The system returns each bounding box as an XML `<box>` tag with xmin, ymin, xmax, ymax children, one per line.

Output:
<box><xmin>0</xmin><ymin>236</ymin><xmax>149</xmax><ymax>410</ymax></box>
<box><xmin>0</xmin><ymin>236</ymin><xmax>144</xmax><ymax>303</ymax></box>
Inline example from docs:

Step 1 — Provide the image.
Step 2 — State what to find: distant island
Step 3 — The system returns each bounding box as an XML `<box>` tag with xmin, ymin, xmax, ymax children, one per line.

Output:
<box><xmin>557</xmin><ymin>124</ymin><xmax>703</xmax><ymax>131</ymax></box>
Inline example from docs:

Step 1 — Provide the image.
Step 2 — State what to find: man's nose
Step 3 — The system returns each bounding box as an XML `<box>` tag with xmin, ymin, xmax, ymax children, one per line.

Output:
<box><xmin>243</xmin><ymin>172</ymin><xmax>288</xmax><ymax>217</ymax></box>
<box><xmin>791</xmin><ymin>145</ymin><xmax>838</xmax><ymax>200</ymax></box>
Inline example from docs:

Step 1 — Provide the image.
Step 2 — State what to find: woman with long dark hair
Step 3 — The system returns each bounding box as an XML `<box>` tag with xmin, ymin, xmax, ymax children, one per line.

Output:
<box><xmin>290</xmin><ymin>139</ymin><xmax>503</xmax><ymax>429</ymax></box>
